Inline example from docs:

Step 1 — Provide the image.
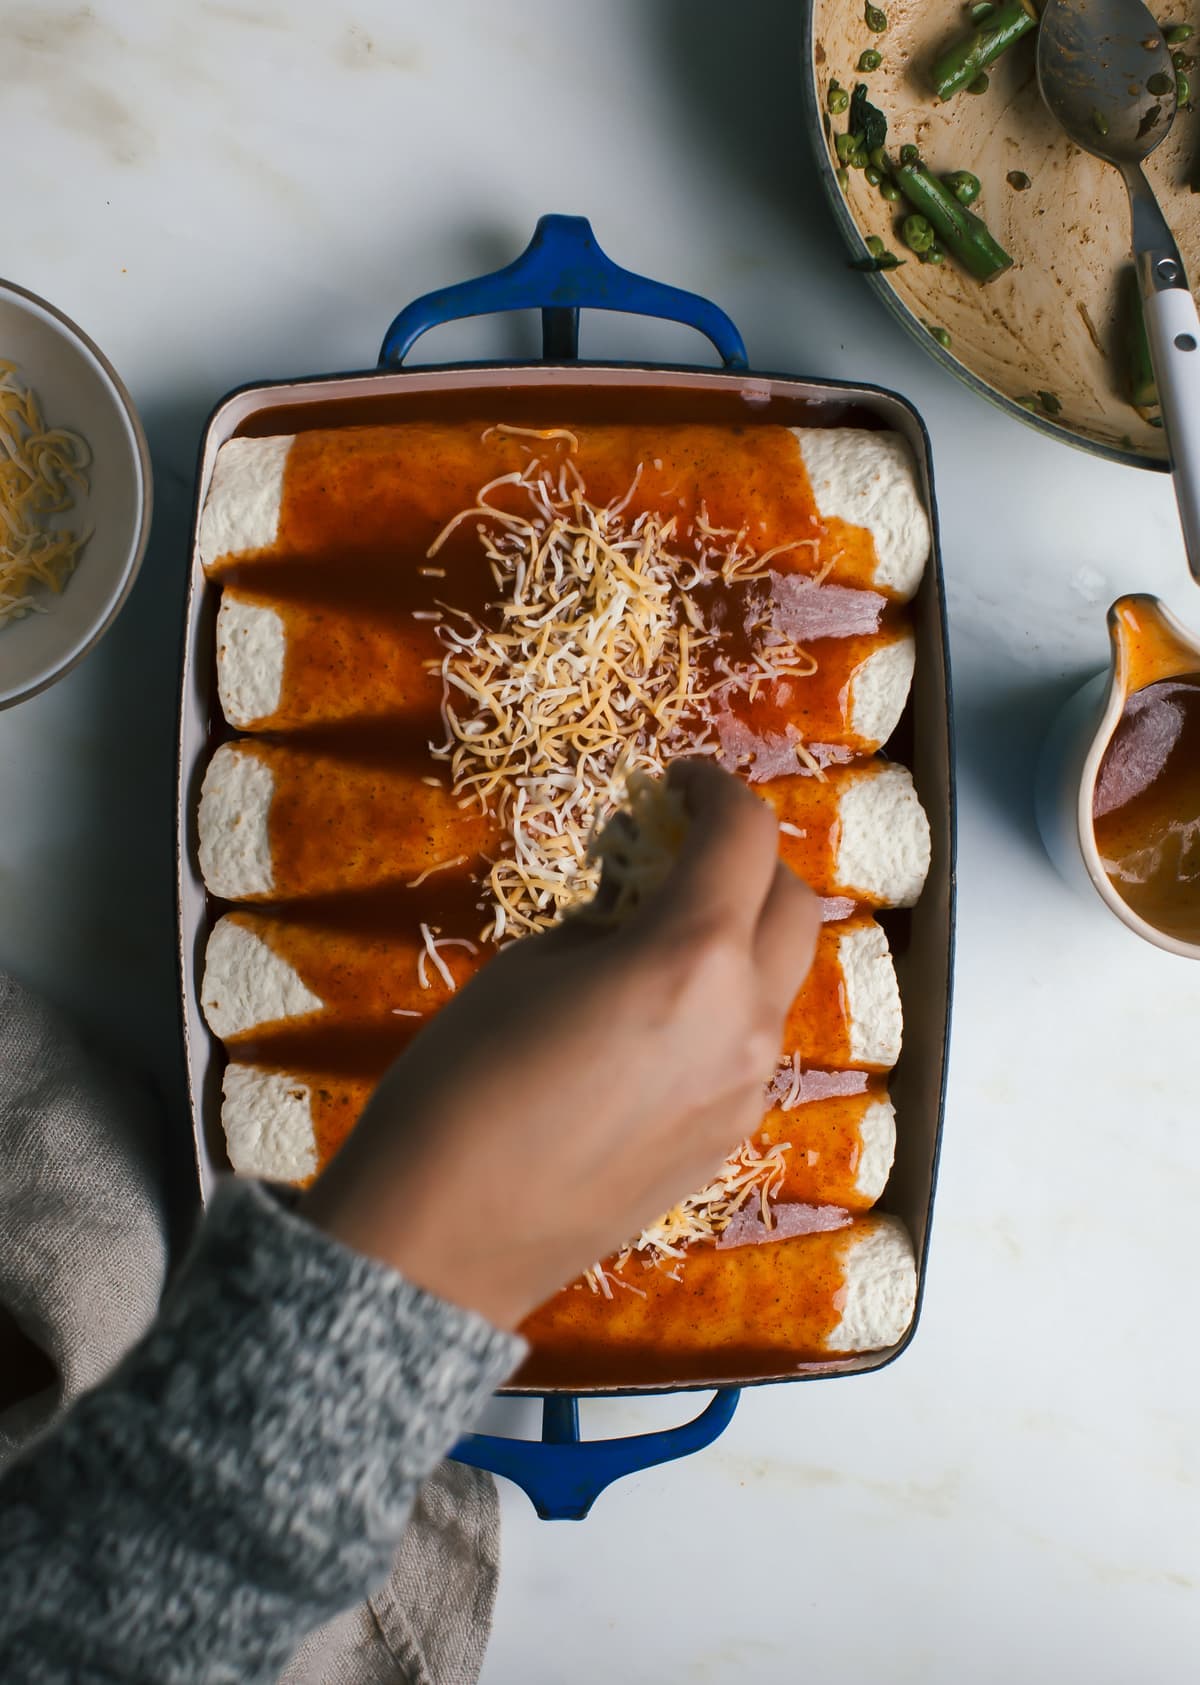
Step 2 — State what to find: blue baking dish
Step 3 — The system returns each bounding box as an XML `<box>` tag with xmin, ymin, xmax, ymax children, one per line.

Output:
<box><xmin>177</xmin><ymin>215</ymin><xmax>955</xmax><ymax>1522</ymax></box>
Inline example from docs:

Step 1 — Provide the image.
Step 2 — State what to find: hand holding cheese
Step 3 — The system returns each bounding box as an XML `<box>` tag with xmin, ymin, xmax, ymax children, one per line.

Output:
<box><xmin>303</xmin><ymin>761</ymin><xmax>820</xmax><ymax>1330</ymax></box>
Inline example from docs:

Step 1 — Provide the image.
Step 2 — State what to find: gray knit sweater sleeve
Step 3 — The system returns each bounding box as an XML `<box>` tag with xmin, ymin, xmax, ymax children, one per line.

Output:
<box><xmin>0</xmin><ymin>1180</ymin><xmax>525</xmax><ymax>1684</ymax></box>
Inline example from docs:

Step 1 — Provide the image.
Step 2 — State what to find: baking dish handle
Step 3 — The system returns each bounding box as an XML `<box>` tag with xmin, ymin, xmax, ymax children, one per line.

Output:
<box><xmin>451</xmin><ymin>1388</ymin><xmax>740</xmax><ymax>1521</ymax></box>
<box><xmin>378</xmin><ymin>214</ymin><xmax>749</xmax><ymax>370</ymax></box>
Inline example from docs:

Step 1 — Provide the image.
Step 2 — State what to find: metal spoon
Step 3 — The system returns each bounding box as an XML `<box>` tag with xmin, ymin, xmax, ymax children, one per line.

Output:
<box><xmin>1038</xmin><ymin>0</ymin><xmax>1200</xmax><ymax>582</ymax></box>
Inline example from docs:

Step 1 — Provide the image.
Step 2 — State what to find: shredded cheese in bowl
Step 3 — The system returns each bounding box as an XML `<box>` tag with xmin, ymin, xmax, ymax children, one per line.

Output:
<box><xmin>0</xmin><ymin>362</ymin><xmax>91</xmax><ymax>629</ymax></box>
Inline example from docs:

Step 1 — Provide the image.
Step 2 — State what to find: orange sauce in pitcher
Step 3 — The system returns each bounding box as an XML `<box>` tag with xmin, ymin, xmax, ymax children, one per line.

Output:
<box><xmin>1093</xmin><ymin>596</ymin><xmax>1200</xmax><ymax>943</ymax></box>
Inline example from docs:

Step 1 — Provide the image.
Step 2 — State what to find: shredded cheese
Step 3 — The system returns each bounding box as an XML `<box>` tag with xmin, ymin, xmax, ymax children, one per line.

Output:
<box><xmin>0</xmin><ymin>363</ymin><xmax>91</xmax><ymax>628</ymax></box>
<box><xmin>609</xmin><ymin>1137</ymin><xmax>793</xmax><ymax>1279</ymax></box>
<box><xmin>481</xmin><ymin>423</ymin><xmax>582</xmax><ymax>451</ymax></box>
<box><xmin>406</xmin><ymin>854</ymin><xmax>469</xmax><ymax>889</ymax></box>
<box><xmin>416</xmin><ymin>923</ymin><xmax>478</xmax><ymax>991</ymax></box>
<box><xmin>577</xmin><ymin>767</ymin><xmax>688</xmax><ymax>926</ymax></box>
<box><xmin>793</xmin><ymin>740</ymin><xmax>828</xmax><ymax>782</ymax></box>
<box><xmin>428</xmin><ymin>452</ymin><xmax>826</xmax><ymax>942</ymax></box>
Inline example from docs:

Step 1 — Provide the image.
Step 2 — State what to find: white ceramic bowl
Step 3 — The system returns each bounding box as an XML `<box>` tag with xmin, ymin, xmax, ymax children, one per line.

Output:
<box><xmin>0</xmin><ymin>278</ymin><xmax>151</xmax><ymax>709</ymax></box>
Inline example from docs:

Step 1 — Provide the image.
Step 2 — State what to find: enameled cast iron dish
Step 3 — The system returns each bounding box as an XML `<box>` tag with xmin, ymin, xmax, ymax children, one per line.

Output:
<box><xmin>176</xmin><ymin>216</ymin><xmax>956</xmax><ymax>1519</ymax></box>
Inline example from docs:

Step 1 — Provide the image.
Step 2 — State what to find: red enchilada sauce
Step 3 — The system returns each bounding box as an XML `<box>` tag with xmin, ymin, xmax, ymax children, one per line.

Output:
<box><xmin>209</xmin><ymin>418</ymin><xmax>910</xmax><ymax>1378</ymax></box>
<box><xmin>517</xmin><ymin>1222</ymin><xmax>859</xmax><ymax>1388</ymax></box>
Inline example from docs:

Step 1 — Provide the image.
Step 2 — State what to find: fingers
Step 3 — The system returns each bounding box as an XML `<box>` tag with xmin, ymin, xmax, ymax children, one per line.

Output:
<box><xmin>754</xmin><ymin>861</ymin><xmax>821</xmax><ymax>1010</ymax></box>
<box><xmin>642</xmin><ymin>759</ymin><xmax>782</xmax><ymax>939</ymax></box>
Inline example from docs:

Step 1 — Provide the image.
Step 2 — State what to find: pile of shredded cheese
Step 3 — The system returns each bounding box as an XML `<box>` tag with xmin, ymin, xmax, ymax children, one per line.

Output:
<box><xmin>590</xmin><ymin>1136</ymin><xmax>794</xmax><ymax>1296</ymax></box>
<box><xmin>0</xmin><ymin>363</ymin><xmax>91</xmax><ymax>628</ymax></box>
<box><xmin>427</xmin><ymin>429</ymin><xmax>825</xmax><ymax>941</ymax></box>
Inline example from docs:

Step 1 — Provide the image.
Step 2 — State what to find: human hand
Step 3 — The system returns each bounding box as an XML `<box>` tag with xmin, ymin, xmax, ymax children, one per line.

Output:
<box><xmin>301</xmin><ymin>760</ymin><xmax>820</xmax><ymax>1329</ymax></box>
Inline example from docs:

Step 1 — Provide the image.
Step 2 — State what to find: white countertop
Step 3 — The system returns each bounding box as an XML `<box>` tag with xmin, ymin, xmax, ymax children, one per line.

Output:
<box><xmin>2</xmin><ymin>2</ymin><xmax>1199</xmax><ymax>1678</ymax></box>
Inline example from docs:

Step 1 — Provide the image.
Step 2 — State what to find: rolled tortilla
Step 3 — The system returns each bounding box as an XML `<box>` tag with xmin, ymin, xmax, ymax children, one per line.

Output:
<box><xmin>517</xmin><ymin>1214</ymin><xmax>917</xmax><ymax>1384</ymax></box>
<box><xmin>201</xmin><ymin>911</ymin><xmax>482</xmax><ymax>1041</ymax></box>
<box><xmin>844</xmin><ymin>629</ymin><xmax>916</xmax><ymax>750</ymax></box>
<box><xmin>758</xmin><ymin>759</ymin><xmax>931</xmax><ymax>909</ymax></box>
<box><xmin>717</xmin><ymin>630</ymin><xmax>915</xmax><ymax>767</ymax></box>
<box><xmin>198</xmin><ymin>424</ymin><xmax>928</xmax><ymax>599</ymax></box>
<box><xmin>756</xmin><ymin>1073</ymin><xmax>896</xmax><ymax>1210</ymax></box>
<box><xmin>782</xmin><ymin>915</ymin><xmax>902</xmax><ymax>1070</ymax></box>
<box><xmin>221</xmin><ymin>1063</ymin><xmax>372</xmax><ymax>1184</ymax></box>
<box><xmin>197</xmin><ymin>740</ymin><xmax>496</xmax><ymax>901</ymax></box>
<box><xmin>216</xmin><ymin>587</ymin><xmax>440</xmax><ymax>732</ymax></box>
<box><xmin>789</xmin><ymin>428</ymin><xmax>930</xmax><ymax>601</ymax></box>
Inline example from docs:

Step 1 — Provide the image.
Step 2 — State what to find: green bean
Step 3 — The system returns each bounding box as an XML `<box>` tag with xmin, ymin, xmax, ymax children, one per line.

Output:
<box><xmin>1037</xmin><ymin>390</ymin><xmax>1062</xmax><ymax>415</ymax></box>
<box><xmin>880</xmin><ymin>180</ymin><xmax>901</xmax><ymax>201</ymax></box>
<box><xmin>919</xmin><ymin>245</ymin><xmax>946</xmax><ymax>264</ymax></box>
<box><xmin>893</xmin><ymin>161</ymin><xmax>1013</xmax><ymax>280</ymax></box>
<box><xmin>945</xmin><ymin>169</ymin><xmax>982</xmax><ymax>204</ymax></box>
<box><xmin>1092</xmin><ymin>109</ymin><xmax>1110</xmax><ymax>135</ymax></box>
<box><xmin>865</xmin><ymin>166</ymin><xmax>882</xmax><ymax>185</ymax></box>
<box><xmin>902</xmin><ymin>213</ymin><xmax>936</xmax><ymax>253</ymax></box>
<box><xmin>1172</xmin><ymin>50</ymin><xmax>1191</xmax><ymax>69</ymax></box>
<box><xmin>836</xmin><ymin>167</ymin><xmax>850</xmax><ymax>189</ymax></box>
<box><xmin>835</xmin><ymin>133</ymin><xmax>858</xmax><ymax>164</ymax></box>
<box><xmin>858</xmin><ymin>49</ymin><xmax>883</xmax><ymax>71</ymax></box>
<box><xmin>930</xmin><ymin>326</ymin><xmax>952</xmax><ymax>349</ymax></box>
<box><xmin>1166</xmin><ymin>23</ymin><xmax>1194</xmax><ymax>45</ymax></box>
<box><xmin>967</xmin><ymin>72</ymin><xmax>990</xmax><ymax>92</ymax></box>
<box><xmin>1148</xmin><ymin>70</ymin><xmax>1173</xmax><ymax>94</ymax></box>
<box><xmin>865</xmin><ymin>3</ymin><xmax>888</xmax><ymax>32</ymax></box>
<box><xmin>931</xmin><ymin>0</ymin><xmax>1036</xmax><ymax>100</ymax></box>
<box><xmin>1123</xmin><ymin>266</ymin><xmax>1158</xmax><ymax>415</ymax></box>
<box><xmin>1178</xmin><ymin>71</ymin><xmax>1192</xmax><ymax>104</ymax></box>
<box><xmin>866</xmin><ymin>235</ymin><xmax>886</xmax><ymax>257</ymax></box>
<box><xmin>828</xmin><ymin>86</ymin><xmax>850</xmax><ymax>114</ymax></box>
<box><xmin>869</xmin><ymin>145</ymin><xmax>889</xmax><ymax>172</ymax></box>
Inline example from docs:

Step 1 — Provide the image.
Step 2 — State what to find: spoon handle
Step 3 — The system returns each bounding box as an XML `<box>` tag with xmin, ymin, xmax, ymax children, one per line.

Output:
<box><xmin>1135</xmin><ymin>231</ymin><xmax>1200</xmax><ymax>585</ymax></box>
<box><xmin>1142</xmin><ymin>273</ymin><xmax>1200</xmax><ymax>585</ymax></box>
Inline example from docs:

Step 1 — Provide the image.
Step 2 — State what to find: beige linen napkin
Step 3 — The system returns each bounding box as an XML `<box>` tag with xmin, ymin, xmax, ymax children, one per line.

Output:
<box><xmin>0</xmin><ymin>972</ymin><xmax>168</xmax><ymax>1462</ymax></box>
<box><xmin>0</xmin><ymin>971</ymin><xmax>501</xmax><ymax>1685</ymax></box>
<box><xmin>278</xmin><ymin>1463</ymin><xmax>502</xmax><ymax>1685</ymax></box>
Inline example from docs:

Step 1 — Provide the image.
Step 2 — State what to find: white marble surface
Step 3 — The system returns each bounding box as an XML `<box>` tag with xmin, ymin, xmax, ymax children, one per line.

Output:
<box><xmin>2</xmin><ymin>0</ymin><xmax>1199</xmax><ymax>1677</ymax></box>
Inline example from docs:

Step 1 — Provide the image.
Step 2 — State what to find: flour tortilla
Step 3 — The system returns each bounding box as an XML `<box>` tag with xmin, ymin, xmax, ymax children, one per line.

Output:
<box><xmin>763</xmin><ymin>758</ymin><xmax>931</xmax><ymax>909</ymax></box>
<box><xmin>198</xmin><ymin>436</ymin><xmax>290</xmax><ymax>575</ymax></box>
<box><xmin>196</xmin><ymin>739</ymin><xmax>496</xmax><ymax>901</ymax></box>
<box><xmin>790</xmin><ymin>428</ymin><xmax>930</xmax><ymax>600</ymax></box>
<box><xmin>220</xmin><ymin>1063</ymin><xmax>318</xmax><ymax>1184</ymax></box>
